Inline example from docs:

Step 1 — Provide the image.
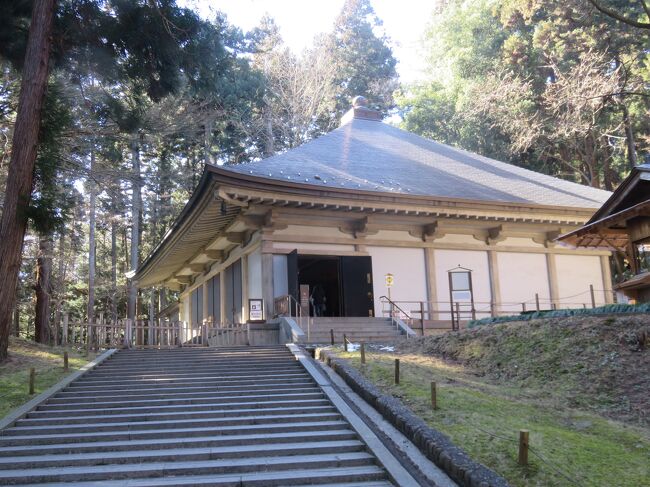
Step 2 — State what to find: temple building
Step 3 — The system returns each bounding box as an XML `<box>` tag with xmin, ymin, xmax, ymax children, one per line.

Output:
<box><xmin>559</xmin><ymin>163</ymin><xmax>650</xmax><ymax>303</ymax></box>
<box><xmin>134</xmin><ymin>97</ymin><xmax>614</xmax><ymax>332</ymax></box>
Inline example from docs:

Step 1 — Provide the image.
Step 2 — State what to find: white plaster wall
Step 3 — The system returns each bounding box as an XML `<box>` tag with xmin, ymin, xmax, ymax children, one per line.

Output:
<box><xmin>247</xmin><ymin>247</ymin><xmax>262</xmax><ymax>300</ymax></box>
<box><xmin>273</xmin><ymin>254</ymin><xmax>288</xmax><ymax>298</ymax></box>
<box><xmin>497</xmin><ymin>252</ymin><xmax>550</xmax><ymax>313</ymax></box>
<box><xmin>434</xmin><ymin>249</ymin><xmax>492</xmax><ymax>319</ymax></box>
<box><xmin>555</xmin><ymin>254</ymin><xmax>606</xmax><ymax>307</ymax></box>
<box><xmin>367</xmin><ymin>247</ymin><xmax>427</xmax><ymax>319</ymax></box>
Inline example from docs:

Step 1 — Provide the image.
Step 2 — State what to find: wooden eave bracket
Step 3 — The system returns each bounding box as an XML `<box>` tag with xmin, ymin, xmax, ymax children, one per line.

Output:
<box><xmin>203</xmin><ymin>249</ymin><xmax>224</xmax><ymax>261</ymax></box>
<box><xmin>189</xmin><ymin>263</ymin><xmax>206</xmax><ymax>273</ymax></box>
<box><xmin>408</xmin><ymin>222</ymin><xmax>444</xmax><ymax>241</ymax></box>
<box><xmin>174</xmin><ymin>275</ymin><xmax>192</xmax><ymax>284</ymax></box>
<box><xmin>339</xmin><ymin>216</ymin><xmax>378</xmax><ymax>238</ymax></box>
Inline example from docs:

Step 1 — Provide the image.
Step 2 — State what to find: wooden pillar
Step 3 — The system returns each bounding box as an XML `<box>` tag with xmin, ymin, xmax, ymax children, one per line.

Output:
<box><xmin>546</xmin><ymin>253</ymin><xmax>560</xmax><ymax>308</ymax></box>
<box><xmin>219</xmin><ymin>271</ymin><xmax>227</xmax><ymax>325</ymax></box>
<box><xmin>202</xmin><ymin>280</ymin><xmax>209</xmax><ymax>324</ymax></box>
<box><xmin>487</xmin><ymin>250</ymin><xmax>501</xmax><ymax>317</ymax></box>
<box><xmin>600</xmin><ymin>254</ymin><xmax>614</xmax><ymax>304</ymax></box>
<box><xmin>423</xmin><ymin>247</ymin><xmax>437</xmax><ymax>321</ymax></box>
<box><xmin>241</xmin><ymin>254</ymin><xmax>249</xmax><ymax>322</ymax></box>
<box><xmin>261</xmin><ymin>253</ymin><xmax>274</xmax><ymax>320</ymax></box>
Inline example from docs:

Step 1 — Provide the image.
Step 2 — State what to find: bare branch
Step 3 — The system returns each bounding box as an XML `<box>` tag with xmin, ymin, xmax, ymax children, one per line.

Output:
<box><xmin>587</xmin><ymin>0</ymin><xmax>650</xmax><ymax>29</ymax></box>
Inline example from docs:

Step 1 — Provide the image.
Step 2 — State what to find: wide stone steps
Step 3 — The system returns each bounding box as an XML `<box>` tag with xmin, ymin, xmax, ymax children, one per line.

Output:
<box><xmin>0</xmin><ymin>346</ymin><xmax>393</xmax><ymax>486</ymax></box>
<box><xmin>300</xmin><ymin>318</ymin><xmax>402</xmax><ymax>344</ymax></box>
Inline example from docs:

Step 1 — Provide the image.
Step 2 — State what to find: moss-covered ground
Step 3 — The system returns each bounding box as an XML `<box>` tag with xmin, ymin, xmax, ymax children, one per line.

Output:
<box><xmin>0</xmin><ymin>337</ymin><xmax>96</xmax><ymax>418</ymax></box>
<box><xmin>335</xmin><ymin>315</ymin><xmax>649</xmax><ymax>486</ymax></box>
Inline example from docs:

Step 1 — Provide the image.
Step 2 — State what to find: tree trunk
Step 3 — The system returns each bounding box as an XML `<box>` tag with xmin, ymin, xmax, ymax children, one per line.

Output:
<box><xmin>111</xmin><ymin>199</ymin><xmax>118</xmax><ymax>323</ymax></box>
<box><xmin>263</xmin><ymin>104</ymin><xmax>275</xmax><ymax>157</ymax></box>
<box><xmin>127</xmin><ymin>136</ymin><xmax>141</xmax><ymax>321</ymax></box>
<box><xmin>53</xmin><ymin>228</ymin><xmax>66</xmax><ymax>339</ymax></box>
<box><xmin>13</xmin><ymin>304</ymin><xmax>20</xmax><ymax>338</ymax></box>
<box><xmin>204</xmin><ymin>119</ymin><xmax>213</xmax><ymax>166</ymax></box>
<box><xmin>87</xmin><ymin>144</ymin><xmax>97</xmax><ymax>322</ymax></box>
<box><xmin>621</xmin><ymin>102</ymin><xmax>638</xmax><ymax>170</ymax></box>
<box><xmin>0</xmin><ymin>0</ymin><xmax>56</xmax><ymax>361</ymax></box>
<box><xmin>34</xmin><ymin>235</ymin><xmax>53</xmax><ymax>344</ymax></box>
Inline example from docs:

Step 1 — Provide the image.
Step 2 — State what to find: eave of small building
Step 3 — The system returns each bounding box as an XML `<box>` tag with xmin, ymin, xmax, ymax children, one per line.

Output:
<box><xmin>557</xmin><ymin>197</ymin><xmax>650</xmax><ymax>251</ymax></box>
<box><xmin>135</xmin><ymin>164</ymin><xmax>605</xmax><ymax>290</ymax></box>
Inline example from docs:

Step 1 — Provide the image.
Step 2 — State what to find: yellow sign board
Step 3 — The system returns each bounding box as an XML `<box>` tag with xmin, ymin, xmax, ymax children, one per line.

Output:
<box><xmin>385</xmin><ymin>273</ymin><xmax>394</xmax><ymax>288</ymax></box>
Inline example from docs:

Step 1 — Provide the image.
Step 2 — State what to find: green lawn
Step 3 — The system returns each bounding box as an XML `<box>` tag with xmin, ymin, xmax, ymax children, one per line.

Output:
<box><xmin>0</xmin><ymin>337</ymin><xmax>97</xmax><ymax>419</ymax></box>
<box><xmin>337</xmin><ymin>349</ymin><xmax>650</xmax><ymax>487</ymax></box>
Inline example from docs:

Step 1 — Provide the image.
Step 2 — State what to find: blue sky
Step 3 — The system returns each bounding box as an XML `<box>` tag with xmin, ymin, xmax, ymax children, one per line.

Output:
<box><xmin>179</xmin><ymin>0</ymin><xmax>434</xmax><ymax>82</ymax></box>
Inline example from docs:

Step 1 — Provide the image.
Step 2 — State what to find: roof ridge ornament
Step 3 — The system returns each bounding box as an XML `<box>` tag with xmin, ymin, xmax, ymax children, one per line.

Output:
<box><xmin>340</xmin><ymin>95</ymin><xmax>383</xmax><ymax>126</ymax></box>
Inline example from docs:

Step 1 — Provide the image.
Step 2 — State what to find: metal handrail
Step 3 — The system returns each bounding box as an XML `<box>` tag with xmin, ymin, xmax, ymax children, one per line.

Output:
<box><xmin>379</xmin><ymin>295</ymin><xmax>412</xmax><ymax>320</ymax></box>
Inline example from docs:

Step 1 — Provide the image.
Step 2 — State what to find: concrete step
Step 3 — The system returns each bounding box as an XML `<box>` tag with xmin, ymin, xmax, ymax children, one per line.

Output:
<box><xmin>0</xmin><ymin>429</ymin><xmax>360</xmax><ymax>457</ymax></box>
<box><xmin>38</xmin><ymin>391</ymin><xmax>327</xmax><ymax>412</ymax></box>
<box><xmin>38</xmin><ymin>384</ymin><xmax>319</xmax><ymax>408</ymax></box>
<box><xmin>0</xmin><ymin>347</ymin><xmax>394</xmax><ymax>486</ymax></box>
<box><xmin>0</xmin><ymin>420</ymin><xmax>351</xmax><ymax>446</ymax></box>
<box><xmin>19</xmin><ymin>404</ymin><xmax>336</xmax><ymax>426</ymax></box>
<box><xmin>0</xmin><ymin>439</ymin><xmax>366</xmax><ymax>469</ymax></box>
<box><xmin>69</xmin><ymin>371</ymin><xmax>311</xmax><ymax>387</ymax></box>
<box><xmin>10</xmin><ymin>465</ymin><xmax>388</xmax><ymax>486</ymax></box>
<box><xmin>7</xmin><ymin>411</ymin><xmax>343</xmax><ymax>436</ymax></box>
<box><xmin>46</xmin><ymin>385</ymin><xmax>321</xmax><ymax>404</ymax></box>
<box><xmin>85</xmin><ymin>363</ymin><xmax>303</xmax><ymax>376</ymax></box>
<box><xmin>63</xmin><ymin>375</ymin><xmax>314</xmax><ymax>393</ymax></box>
<box><xmin>0</xmin><ymin>452</ymin><xmax>376</xmax><ymax>484</ymax></box>
<box><xmin>0</xmin><ymin>431</ymin><xmax>359</xmax><ymax>459</ymax></box>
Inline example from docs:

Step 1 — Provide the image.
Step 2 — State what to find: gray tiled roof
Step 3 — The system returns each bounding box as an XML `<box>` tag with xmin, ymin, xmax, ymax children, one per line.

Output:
<box><xmin>224</xmin><ymin>118</ymin><xmax>611</xmax><ymax>208</ymax></box>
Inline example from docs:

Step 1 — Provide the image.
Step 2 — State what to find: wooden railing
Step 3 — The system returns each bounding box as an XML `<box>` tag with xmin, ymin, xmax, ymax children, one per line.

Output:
<box><xmin>55</xmin><ymin>317</ymin><xmax>257</xmax><ymax>350</ymax></box>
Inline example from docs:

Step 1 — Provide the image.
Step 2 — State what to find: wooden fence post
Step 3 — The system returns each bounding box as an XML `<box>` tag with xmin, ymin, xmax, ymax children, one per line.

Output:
<box><xmin>454</xmin><ymin>302</ymin><xmax>460</xmax><ymax>330</ymax></box>
<box><xmin>29</xmin><ymin>368</ymin><xmax>35</xmax><ymax>395</ymax></box>
<box><xmin>431</xmin><ymin>381</ymin><xmax>437</xmax><ymax>410</ymax></box>
<box><xmin>330</xmin><ymin>329</ymin><xmax>334</xmax><ymax>346</ymax></box>
<box><xmin>343</xmin><ymin>334</ymin><xmax>348</xmax><ymax>352</ymax></box>
<box><xmin>394</xmin><ymin>359</ymin><xmax>400</xmax><ymax>385</ymax></box>
<box><xmin>518</xmin><ymin>430</ymin><xmax>529</xmax><ymax>466</ymax></box>
<box><xmin>590</xmin><ymin>284</ymin><xmax>596</xmax><ymax>308</ymax></box>
<box><xmin>63</xmin><ymin>351</ymin><xmax>68</xmax><ymax>371</ymax></box>
<box><xmin>535</xmin><ymin>294</ymin><xmax>540</xmax><ymax>312</ymax></box>
<box><xmin>420</xmin><ymin>301</ymin><xmax>425</xmax><ymax>334</ymax></box>
<box><xmin>521</xmin><ymin>302</ymin><xmax>526</xmax><ymax>313</ymax></box>
<box><xmin>360</xmin><ymin>342</ymin><xmax>366</xmax><ymax>364</ymax></box>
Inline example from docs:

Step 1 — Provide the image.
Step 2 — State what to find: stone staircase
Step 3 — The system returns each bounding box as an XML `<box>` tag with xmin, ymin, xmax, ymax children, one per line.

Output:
<box><xmin>303</xmin><ymin>317</ymin><xmax>402</xmax><ymax>344</ymax></box>
<box><xmin>0</xmin><ymin>347</ymin><xmax>393</xmax><ymax>486</ymax></box>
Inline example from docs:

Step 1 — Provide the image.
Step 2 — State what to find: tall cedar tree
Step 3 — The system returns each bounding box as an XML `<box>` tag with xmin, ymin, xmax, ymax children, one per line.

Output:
<box><xmin>0</xmin><ymin>0</ymin><xmax>56</xmax><ymax>360</ymax></box>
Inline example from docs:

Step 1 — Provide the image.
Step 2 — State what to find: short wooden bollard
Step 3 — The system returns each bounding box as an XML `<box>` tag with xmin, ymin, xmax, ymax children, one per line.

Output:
<box><xmin>431</xmin><ymin>381</ymin><xmax>437</xmax><ymax>410</ymax></box>
<box><xmin>330</xmin><ymin>329</ymin><xmax>334</xmax><ymax>346</ymax></box>
<box><xmin>360</xmin><ymin>342</ymin><xmax>366</xmax><ymax>364</ymax></box>
<box><xmin>29</xmin><ymin>368</ymin><xmax>35</xmax><ymax>395</ymax></box>
<box><xmin>394</xmin><ymin>359</ymin><xmax>400</xmax><ymax>385</ymax></box>
<box><xmin>63</xmin><ymin>351</ymin><xmax>69</xmax><ymax>371</ymax></box>
<box><xmin>343</xmin><ymin>334</ymin><xmax>348</xmax><ymax>352</ymax></box>
<box><xmin>518</xmin><ymin>430</ymin><xmax>529</xmax><ymax>466</ymax></box>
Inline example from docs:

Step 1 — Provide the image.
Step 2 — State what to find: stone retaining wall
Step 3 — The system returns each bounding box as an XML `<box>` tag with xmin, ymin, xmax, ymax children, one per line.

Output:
<box><xmin>316</xmin><ymin>348</ymin><xmax>509</xmax><ymax>487</ymax></box>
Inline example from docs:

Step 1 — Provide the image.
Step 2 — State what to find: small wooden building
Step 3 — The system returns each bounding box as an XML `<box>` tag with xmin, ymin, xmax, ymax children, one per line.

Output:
<box><xmin>134</xmin><ymin>98</ymin><xmax>614</xmax><ymax>330</ymax></box>
<box><xmin>559</xmin><ymin>163</ymin><xmax>650</xmax><ymax>302</ymax></box>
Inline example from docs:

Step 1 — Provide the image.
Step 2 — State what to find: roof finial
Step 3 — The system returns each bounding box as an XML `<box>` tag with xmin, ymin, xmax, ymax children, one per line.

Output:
<box><xmin>340</xmin><ymin>95</ymin><xmax>382</xmax><ymax>126</ymax></box>
<box><xmin>352</xmin><ymin>95</ymin><xmax>368</xmax><ymax>108</ymax></box>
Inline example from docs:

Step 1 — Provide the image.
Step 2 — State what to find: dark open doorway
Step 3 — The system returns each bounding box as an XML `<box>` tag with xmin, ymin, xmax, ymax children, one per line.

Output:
<box><xmin>287</xmin><ymin>253</ymin><xmax>374</xmax><ymax>317</ymax></box>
